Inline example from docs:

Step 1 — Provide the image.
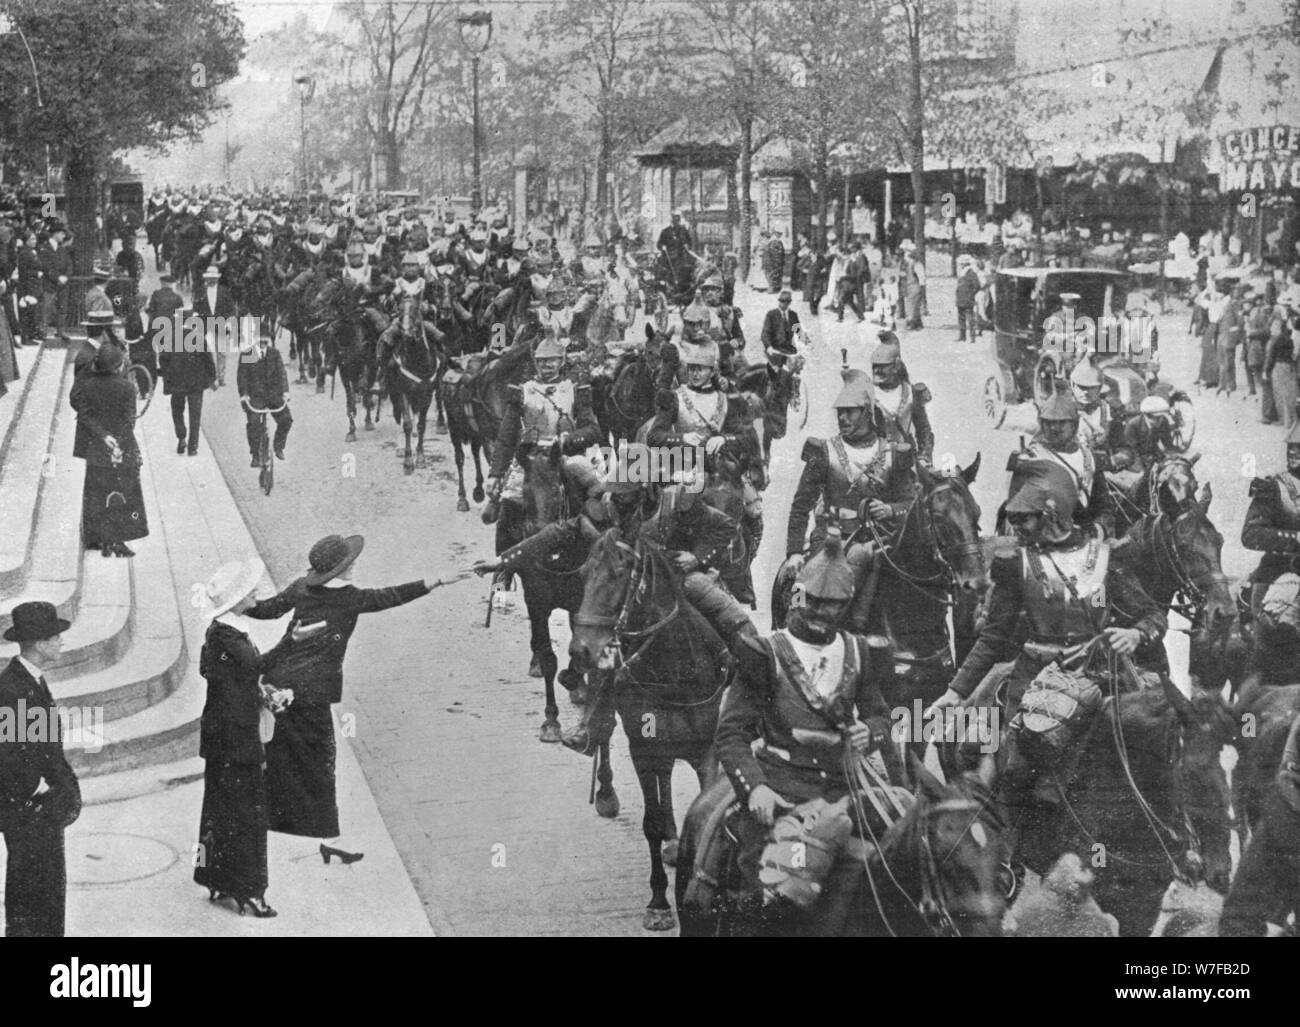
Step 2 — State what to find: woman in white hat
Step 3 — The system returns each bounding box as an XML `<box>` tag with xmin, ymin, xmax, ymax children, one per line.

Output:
<box><xmin>194</xmin><ymin>558</ymin><xmax>322</xmax><ymax>917</ymax></box>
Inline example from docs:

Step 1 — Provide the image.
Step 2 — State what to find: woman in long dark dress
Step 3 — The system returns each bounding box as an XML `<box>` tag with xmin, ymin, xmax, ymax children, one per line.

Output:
<box><xmin>68</xmin><ymin>342</ymin><xmax>149</xmax><ymax>557</ymax></box>
<box><xmin>246</xmin><ymin>534</ymin><xmax>442</xmax><ymax>862</ymax></box>
<box><xmin>194</xmin><ymin>557</ymin><xmax>303</xmax><ymax>917</ymax></box>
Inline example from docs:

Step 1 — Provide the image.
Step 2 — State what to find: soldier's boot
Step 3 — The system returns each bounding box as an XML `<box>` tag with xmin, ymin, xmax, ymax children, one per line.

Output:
<box><xmin>845</xmin><ymin>543</ymin><xmax>880</xmax><ymax>634</ymax></box>
<box><xmin>682</xmin><ymin>571</ymin><xmax>758</xmax><ymax>651</ymax></box>
<box><xmin>561</xmin><ymin>670</ymin><xmax>618</xmax><ymax>756</ymax></box>
<box><xmin>490</xmin><ymin>500</ymin><xmax>525</xmax><ymax>591</ymax></box>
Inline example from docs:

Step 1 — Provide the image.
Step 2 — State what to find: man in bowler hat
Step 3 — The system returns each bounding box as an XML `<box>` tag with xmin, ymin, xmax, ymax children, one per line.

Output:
<box><xmin>0</xmin><ymin>602</ymin><xmax>82</xmax><ymax>936</ymax></box>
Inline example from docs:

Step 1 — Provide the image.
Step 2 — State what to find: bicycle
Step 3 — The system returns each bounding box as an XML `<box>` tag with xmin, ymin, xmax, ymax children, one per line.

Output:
<box><xmin>243</xmin><ymin>398</ymin><xmax>288</xmax><ymax>495</ymax></box>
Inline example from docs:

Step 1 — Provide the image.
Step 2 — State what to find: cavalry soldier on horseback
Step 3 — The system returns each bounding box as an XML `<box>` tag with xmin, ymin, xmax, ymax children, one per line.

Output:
<box><xmin>486</xmin><ymin>332</ymin><xmax>602</xmax><ymax>563</ymax></box>
<box><xmin>781</xmin><ymin>369</ymin><xmax>916</xmax><ymax>632</ymax></box>
<box><xmin>647</xmin><ymin>333</ymin><xmax>765</xmax><ymax>594</ymax></box>
<box><xmin>1242</xmin><ymin>422</ymin><xmax>1300</xmax><ymax>622</ymax></box>
<box><xmin>1007</xmin><ymin>391</ymin><xmax>1114</xmax><ymax>536</ymax></box>
<box><xmin>869</xmin><ymin>334</ymin><xmax>932</xmax><ymax>472</ymax></box>
<box><xmin>371</xmin><ymin>253</ymin><xmax>429</xmax><ymax>393</ymax></box>
<box><xmin>930</xmin><ymin>464</ymin><xmax>1166</xmax><ymax>837</ymax></box>
<box><xmin>700</xmin><ymin>272</ymin><xmax>746</xmax><ymax>377</ymax></box>
<box><xmin>714</xmin><ymin>531</ymin><xmax>897</xmax><ymax>935</ymax></box>
<box><xmin>738</xmin><ymin>312</ymin><xmax>804</xmax><ymax>465</ymax></box>
<box><xmin>1069</xmin><ymin>359</ymin><xmax>1111</xmax><ymax>455</ymax></box>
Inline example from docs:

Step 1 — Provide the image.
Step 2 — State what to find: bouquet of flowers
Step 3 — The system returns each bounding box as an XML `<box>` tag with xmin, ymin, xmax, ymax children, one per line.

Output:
<box><xmin>260</xmin><ymin>683</ymin><xmax>295</xmax><ymax>714</ymax></box>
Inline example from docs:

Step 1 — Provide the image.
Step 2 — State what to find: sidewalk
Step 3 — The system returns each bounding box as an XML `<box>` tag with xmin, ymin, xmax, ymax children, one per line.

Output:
<box><xmin>0</xmin><ymin>353</ymin><xmax>433</xmax><ymax>936</ymax></box>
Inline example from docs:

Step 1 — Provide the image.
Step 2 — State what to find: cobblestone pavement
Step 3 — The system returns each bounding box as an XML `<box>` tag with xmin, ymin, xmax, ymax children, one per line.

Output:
<box><xmin>192</xmin><ymin>260</ymin><xmax>1268</xmax><ymax>935</ymax></box>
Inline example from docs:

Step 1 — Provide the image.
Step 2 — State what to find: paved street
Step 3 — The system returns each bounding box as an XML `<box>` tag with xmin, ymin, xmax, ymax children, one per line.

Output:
<box><xmin>178</xmin><ymin>255</ymin><xmax>1275</xmax><ymax>936</ymax></box>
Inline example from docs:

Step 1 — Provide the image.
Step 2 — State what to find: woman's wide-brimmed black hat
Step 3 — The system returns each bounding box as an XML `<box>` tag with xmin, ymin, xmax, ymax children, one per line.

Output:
<box><xmin>305</xmin><ymin>534</ymin><xmax>365</xmax><ymax>586</ymax></box>
<box><xmin>3</xmin><ymin>601</ymin><xmax>71</xmax><ymax>642</ymax></box>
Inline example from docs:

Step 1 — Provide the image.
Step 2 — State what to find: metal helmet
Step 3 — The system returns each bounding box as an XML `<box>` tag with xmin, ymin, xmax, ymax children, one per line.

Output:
<box><xmin>533</xmin><ymin>333</ymin><xmax>567</xmax><ymax>362</ymax></box>
<box><xmin>794</xmin><ymin>529</ymin><xmax>856</xmax><ymax>601</ymax></box>
<box><xmin>1288</xmin><ymin>421</ymin><xmax>1300</xmax><ymax>448</ymax></box>
<box><xmin>701</xmin><ymin>273</ymin><xmax>724</xmax><ymax>291</ymax></box>
<box><xmin>678</xmin><ymin>337</ymin><xmax>719</xmax><ymax>369</ymax></box>
<box><xmin>683</xmin><ymin>291</ymin><xmax>709</xmax><ymax>326</ymax></box>
<box><xmin>1069</xmin><ymin>360</ymin><xmax>1102</xmax><ymax>388</ymax></box>
<box><xmin>833</xmin><ymin>368</ymin><xmax>875</xmax><ymax>409</ymax></box>
<box><xmin>1037</xmin><ymin>391</ymin><xmax>1079</xmax><ymax>422</ymax></box>
<box><xmin>871</xmin><ymin>337</ymin><xmax>902</xmax><ymax>366</ymax></box>
<box><xmin>1004</xmin><ymin>461</ymin><xmax>1078</xmax><ymax>542</ymax></box>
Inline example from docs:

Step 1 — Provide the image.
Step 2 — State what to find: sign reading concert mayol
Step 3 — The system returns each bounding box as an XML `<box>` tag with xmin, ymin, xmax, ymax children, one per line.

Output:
<box><xmin>1219</xmin><ymin>125</ymin><xmax>1300</xmax><ymax>191</ymax></box>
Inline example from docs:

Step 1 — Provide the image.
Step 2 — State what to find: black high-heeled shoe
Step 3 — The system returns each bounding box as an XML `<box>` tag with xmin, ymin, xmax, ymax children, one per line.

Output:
<box><xmin>101</xmin><ymin>543</ymin><xmax>113</xmax><ymax>558</ymax></box>
<box><xmin>113</xmin><ymin>542</ymin><xmax>135</xmax><ymax>558</ymax></box>
<box><xmin>237</xmin><ymin>895</ymin><xmax>278</xmax><ymax>918</ymax></box>
<box><xmin>320</xmin><ymin>843</ymin><xmax>364</xmax><ymax>865</ymax></box>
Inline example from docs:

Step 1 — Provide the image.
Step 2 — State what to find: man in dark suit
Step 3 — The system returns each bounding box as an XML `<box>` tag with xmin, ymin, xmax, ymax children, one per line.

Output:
<box><xmin>158</xmin><ymin>308</ymin><xmax>217</xmax><ymax>455</ymax></box>
<box><xmin>0</xmin><ymin>601</ymin><xmax>82</xmax><ymax>937</ymax></box>
<box><xmin>38</xmin><ymin>224</ymin><xmax>70</xmax><ymax>340</ymax></box>
<box><xmin>237</xmin><ymin>322</ymin><xmax>292</xmax><ymax>465</ymax></box>
<box><xmin>760</xmin><ymin>289</ymin><xmax>801</xmax><ymax>353</ymax></box>
<box><xmin>192</xmin><ymin>263</ymin><xmax>236</xmax><ymax>388</ymax></box>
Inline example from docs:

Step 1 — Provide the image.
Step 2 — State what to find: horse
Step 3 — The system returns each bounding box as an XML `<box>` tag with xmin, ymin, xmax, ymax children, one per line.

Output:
<box><xmin>1112</xmin><ymin>485</ymin><xmax>1241</xmax><ymax>694</ymax></box>
<box><xmin>599</xmin><ymin>324</ymin><xmax>671</xmax><ymax>445</ymax></box>
<box><xmin>383</xmin><ymin>293</ymin><xmax>439</xmax><ymax>473</ymax></box>
<box><xmin>569</xmin><ymin>530</ymin><xmax>734</xmax><ymax>932</ymax></box>
<box><xmin>438</xmin><ymin>341</ymin><xmax>527</xmax><ymax>512</ymax></box>
<box><xmin>675</xmin><ymin>751</ymin><xmax>1008</xmax><ymax>937</ymax></box>
<box><xmin>953</xmin><ymin>669</ymin><xmax>1236</xmax><ymax>936</ymax></box>
<box><xmin>771</xmin><ymin>457</ymin><xmax>987</xmax><ymax>708</ymax></box>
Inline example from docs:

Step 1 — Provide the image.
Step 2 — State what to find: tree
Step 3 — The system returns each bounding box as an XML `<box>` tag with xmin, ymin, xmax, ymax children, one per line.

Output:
<box><xmin>526</xmin><ymin>0</ymin><xmax>670</xmax><ymax>215</ymax></box>
<box><xmin>0</xmin><ymin>0</ymin><xmax>243</xmax><ymax>277</ymax></box>
<box><xmin>677</xmin><ymin>0</ymin><xmax>784</xmax><ymax>277</ymax></box>
<box><xmin>331</xmin><ymin>0</ymin><xmax>449</xmax><ymax>189</ymax></box>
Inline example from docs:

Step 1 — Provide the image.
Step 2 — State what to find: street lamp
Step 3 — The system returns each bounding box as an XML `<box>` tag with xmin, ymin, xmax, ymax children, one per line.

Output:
<box><xmin>457</xmin><ymin>9</ymin><xmax>493</xmax><ymax>216</ymax></box>
<box><xmin>0</xmin><ymin>11</ymin><xmax>44</xmax><ymax>109</ymax></box>
<box><xmin>294</xmin><ymin>73</ymin><xmax>316</xmax><ymax>196</ymax></box>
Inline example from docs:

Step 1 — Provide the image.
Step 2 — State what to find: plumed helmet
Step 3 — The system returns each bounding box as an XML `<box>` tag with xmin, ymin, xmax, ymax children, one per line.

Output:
<box><xmin>512</xmin><ymin>236</ymin><xmax>530</xmax><ymax>255</ymax></box>
<box><xmin>833</xmin><ymin>368</ymin><xmax>875</xmax><ymax>409</ymax></box>
<box><xmin>305</xmin><ymin>218</ymin><xmax>325</xmax><ymax>235</ymax></box>
<box><xmin>683</xmin><ymin>291</ymin><xmax>709</xmax><ymax>325</ymax></box>
<box><xmin>1069</xmin><ymin>360</ymin><xmax>1103</xmax><ymax>388</ymax></box>
<box><xmin>533</xmin><ymin>333</ymin><xmax>567</xmax><ymax>361</ymax></box>
<box><xmin>346</xmin><ymin>238</ymin><xmax>366</xmax><ymax>256</ymax></box>
<box><xmin>1139</xmin><ymin>394</ymin><xmax>1171</xmax><ymax>417</ymax></box>
<box><xmin>1287</xmin><ymin>421</ymin><xmax>1300</xmax><ymax>448</ymax></box>
<box><xmin>701</xmin><ymin>273</ymin><xmax>724</xmax><ymax>290</ymax></box>
<box><xmin>678</xmin><ymin>336</ymin><xmax>719</xmax><ymax>368</ymax></box>
<box><xmin>870</xmin><ymin>337</ymin><xmax>901</xmax><ymax>365</ymax></box>
<box><xmin>469</xmin><ymin>227</ymin><xmax>488</xmax><ymax>242</ymax></box>
<box><xmin>1037</xmin><ymin>391</ymin><xmax>1079</xmax><ymax>421</ymax></box>
<box><xmin>401</xmin><ymin>252</ymin><xmax>423</xmax><ymax>268</ymax></box>
<box><xmin>795</xmin><ymin>528</ymin><xmax>856</xmax><ymax>601</ymax></box>
<box><xmin>1004</xmin><ymin>460</ymin><xmax>1078</xmax><ymax>535</ymax></box>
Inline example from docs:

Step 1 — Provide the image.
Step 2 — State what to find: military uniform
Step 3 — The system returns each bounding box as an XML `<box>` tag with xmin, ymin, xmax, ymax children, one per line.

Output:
<box><xmin>713</xmin><ymin>536</ymin><xmax>895</xmax><ymax>931</ymax></box>
<box><xmin>870</xmin><ymin>338</ymin><xmax>933</xmax><ymax>470</ymax></box>
<box><xmin>1242</xmin><ymin>429</ymin><xmax>1300</xmax><ymax>615</ymax></box>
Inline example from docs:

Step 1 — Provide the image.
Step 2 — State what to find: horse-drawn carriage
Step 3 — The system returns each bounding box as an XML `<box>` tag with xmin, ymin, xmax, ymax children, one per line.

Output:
<box><xmin>982</xmin><ymin>266</ymin><xmax>1194</xmax><ymax>450</ymax></box>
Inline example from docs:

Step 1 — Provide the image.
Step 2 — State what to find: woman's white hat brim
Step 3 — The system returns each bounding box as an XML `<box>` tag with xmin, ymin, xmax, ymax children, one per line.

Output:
<box><xmin>205</xmin><ymin>557</ymin><xmax>267</xmax><ymax>618</ymax></box>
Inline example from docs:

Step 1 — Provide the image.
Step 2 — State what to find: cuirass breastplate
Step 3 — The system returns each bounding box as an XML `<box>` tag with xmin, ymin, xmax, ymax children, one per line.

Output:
<box><xmin>821</xmin><ymin>437</ymin><xmax>887</xmax><ymax>513</ymax></box>
<box><xmin>521</xmin><ymin>379</ymin><xmax>575</xmax><ymax>440</ymax></box>
<box><xmin>674</xmin><ymin>386</ymin><xmax>727</xmax><ymax>435</ymax></box>
<box><xmin>1020</xmin><ymin>540</ymin><xmax>1110</xmax><ymax>641</ymax></box>
<box><xmin>1275</xmin><ymin>473</ymin><xmax>1300</xmax><ymax>525</ymax></box>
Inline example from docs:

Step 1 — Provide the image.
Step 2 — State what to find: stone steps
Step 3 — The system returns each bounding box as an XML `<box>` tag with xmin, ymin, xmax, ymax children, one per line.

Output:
<box><xmin>0</xmin><ymin>344</ymin><xmax>42</xmax><ymax>458</ymax></box>
<box><xmin>0</xmin><ymin>345</ymin><xmax>68</xmax><ymax>593</ymax></box>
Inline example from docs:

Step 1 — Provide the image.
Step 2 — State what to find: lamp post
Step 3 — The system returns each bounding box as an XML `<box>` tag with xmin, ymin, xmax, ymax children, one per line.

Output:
<box><xmin>457</xmin><ymin>10</ymin><xmax>493</xmax><ymax>216</ymax></box>
<box><xmin>294</xmin><ymin>73</ymin><xmax>316</xmax><ymax>196</ymax></box>
<box><xmin>0</xmin><ymin>11</ymin><xmax>44</xmax><ymax>109</ymax></box>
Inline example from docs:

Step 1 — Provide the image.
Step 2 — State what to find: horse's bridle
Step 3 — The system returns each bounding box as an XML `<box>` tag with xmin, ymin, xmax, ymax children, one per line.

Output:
<box><xmin>864</xmin><ymin>478</ymin><xmax>983</xmax><ymax>605</ymax></box>
<box><xmin>1136</xmin><ymin>510</ymin><xmax>1230</xmax><ymax>626</ymax></box>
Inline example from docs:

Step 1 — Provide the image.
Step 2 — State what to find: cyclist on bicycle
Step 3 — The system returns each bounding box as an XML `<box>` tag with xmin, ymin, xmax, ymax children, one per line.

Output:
<box><xmin>237</xmin><ymin>322</ymin><xmax>292</xmax><ymax>466</ymax></box>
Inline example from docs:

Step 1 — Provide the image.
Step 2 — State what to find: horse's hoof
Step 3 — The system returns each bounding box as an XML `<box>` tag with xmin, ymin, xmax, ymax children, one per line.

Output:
<box><xmin>457</xmin><ymin>497</ymin><xmax>470</xmax><ymax>513</ymax></box>
<box><xmin>364</xmin><ymin>421</ymin><xmax>375</xmax><ymax>431</ymax></box>
<box><xmin>472</xmin><ymin>487</ymin><xmax>485</xmax><ymax>503</ymax></box>
<box><xmin>403</xmin><ymin>462</ymin><xmax>415</xmax><ymax>476</ymax></box>
<box><xmin>345</xmin><ymin>431</ymin><xmax>356</xmax><ymax>443</ymax></box>
<box><xmin>662</xmin><ymin>840</ymin><xmax>680</xmax><ymax>867</ymax></box>
<box><xmin>643</xmin><ymin>907</ymin><xmax>676</xmax><ymax>932</ymax></box>
<box><xmin>538</xmin><ymin>719</ymin><xmax>563</xmax><ymax>744</ymax></box>
<box><xmin>415</xmin><ymin>454</ymin><xmax>426</xmax><ymax>469</ymax></box>
<box><xmin>435</xmin><ymin>421</ymin><xmax>448</xmax><ymax>435</ymax></box>
<box><xmin>528</xmin><ymin>655</ymin><xmax>543</xmax><ymax>678</ymax></box>
<box><xmin>316</xmin><ymin>384</ymin><xmax>325</xmax><ymax>394</ymax></box>
<box><xmin>594</xmin><ymin>789</ymin><xmax>620</xmax><ymax>819</ymax></box>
